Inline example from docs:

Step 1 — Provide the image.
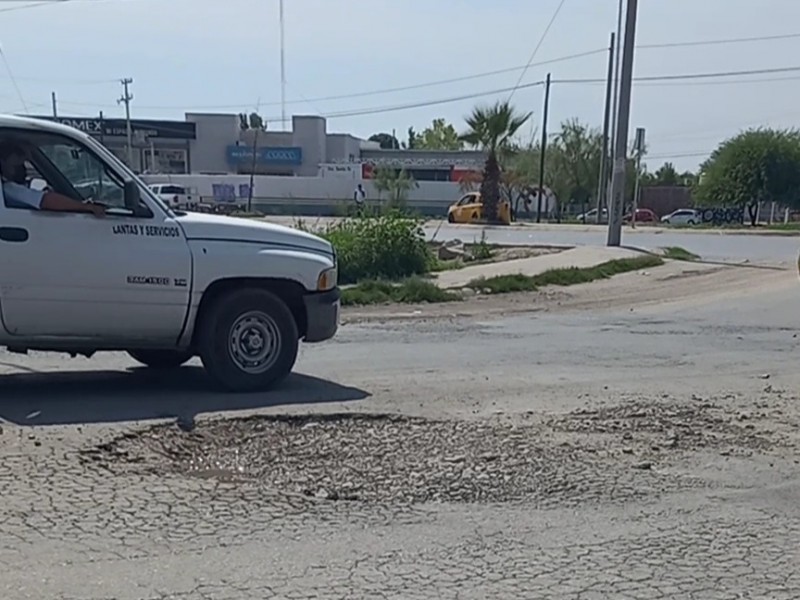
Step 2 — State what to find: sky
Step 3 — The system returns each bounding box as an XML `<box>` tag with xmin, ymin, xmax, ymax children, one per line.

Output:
<box><xmin>0</xmin><ymin>0</ymin><xmax>799</xmax><ymax>171</ymax></box>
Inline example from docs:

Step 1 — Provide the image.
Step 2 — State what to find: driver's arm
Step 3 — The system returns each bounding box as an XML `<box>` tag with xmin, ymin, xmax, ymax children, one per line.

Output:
<box><xmin>40</xmin><ymin>190</ymin><xmax>102</xmax><ymax>214</ymax></box>
<box><xmin>3</xmin><ymin>181</ymin><xmax>104</xmax><ymax>216</ymax></box>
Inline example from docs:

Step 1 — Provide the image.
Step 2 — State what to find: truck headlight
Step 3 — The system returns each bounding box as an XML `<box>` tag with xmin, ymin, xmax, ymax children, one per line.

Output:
<box><xmin>317</xmin><ymin>266</ymin><xmax>337</xmax><ymax>291</ymax></box>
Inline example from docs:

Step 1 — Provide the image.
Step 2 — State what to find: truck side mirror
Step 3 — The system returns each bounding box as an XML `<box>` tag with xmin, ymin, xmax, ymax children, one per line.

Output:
<box><xmin>123</xmin><ymin>179</ymin><xmax>140</xmax><ymax>210</ymax></box>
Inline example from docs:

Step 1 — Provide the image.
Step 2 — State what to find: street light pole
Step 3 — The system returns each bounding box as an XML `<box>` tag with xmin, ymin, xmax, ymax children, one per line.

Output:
<box><xmin>606</xmin><ymin>0</ymin><xmax>639</xmax><ymax>247</ymax></box>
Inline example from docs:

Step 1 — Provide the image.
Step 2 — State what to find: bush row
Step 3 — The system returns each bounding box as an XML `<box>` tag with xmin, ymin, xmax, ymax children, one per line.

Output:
<box><xmin>298</xmin><ymin>210</ymin><xmax>433</xmax><ymax>285</ymax></box>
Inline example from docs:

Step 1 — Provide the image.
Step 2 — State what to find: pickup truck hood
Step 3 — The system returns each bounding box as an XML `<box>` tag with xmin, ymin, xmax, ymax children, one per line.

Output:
<box><xmin>175</xmin><ymin>212</ymin><xmax>334</xmax><ymax>258</ymax></box>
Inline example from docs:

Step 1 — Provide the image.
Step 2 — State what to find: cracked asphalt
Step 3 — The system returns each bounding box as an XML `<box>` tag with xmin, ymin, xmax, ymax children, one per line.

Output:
<box><xmin>2</xmin><ymin>267</ymin><xmax>800</xmax><ymax>599</ymax></box>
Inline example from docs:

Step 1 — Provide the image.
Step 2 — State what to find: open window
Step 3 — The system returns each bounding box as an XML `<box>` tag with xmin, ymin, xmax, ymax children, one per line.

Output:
<box><xmin>457</xmin><ymin>194</ymin><xmax>478</xmax><ymax>206</ymax></box>
<box><xmin>0</xmin><ymin>128</ymin><xmax>152</xmax><ymax>217</ymax></box>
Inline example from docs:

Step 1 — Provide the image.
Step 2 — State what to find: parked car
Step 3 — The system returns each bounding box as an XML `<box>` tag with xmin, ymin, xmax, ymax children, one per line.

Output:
<box><xmin>661</xmin><ymin>208</ymin><xmax>701</xmax><ymax>226</ymax></box>
<box><xmin>447</xmin><ymin>191</ymin><xmax>511</xmax><ymax>225</ymax></box>
<box><xmin>149</xmin><ymin>183</ymin><xmax>197</xmax><ymax>209</ymax></box>
<box><xmin>623</xmin><ymin>208</ymin><xmax>658</xmax><ymax>224</ymax></box>
<box><xmin>576</xmin><ymin>207</ymin><xmax>608</xmax><ymax>224</ymax></box>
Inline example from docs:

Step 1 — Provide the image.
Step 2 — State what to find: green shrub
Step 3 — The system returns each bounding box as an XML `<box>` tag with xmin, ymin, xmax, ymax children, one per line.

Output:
<box><xmin>318</xmin><ymin>211</ymin><xmax>433</xmax><ymax>284</ymax></box>
<box><xmin>342</xmin><ymin>278</ymin><xmax>459</xmax><ymax>306</ymax></box>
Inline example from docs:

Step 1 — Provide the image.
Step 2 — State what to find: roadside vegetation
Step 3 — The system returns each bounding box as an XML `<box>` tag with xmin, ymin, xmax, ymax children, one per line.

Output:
<box><xmin>342</xmin><ymin>255</ymin><xmax>664</xmax><ymax>306</ymax></box>
<box><xmin>465</xmin><ymin>255</ymin><xmax>663</xmax><ymax>295</ymax></box>
<box><xmin>661</xmin><ymin>246</ymin><xmax>699</xmax><ymax>261</ymax></box>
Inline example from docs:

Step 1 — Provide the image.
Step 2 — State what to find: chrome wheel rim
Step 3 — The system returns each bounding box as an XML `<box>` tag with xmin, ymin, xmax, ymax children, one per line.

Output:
<box><xmin>228</xmin><ymin>311</ymin><xmax>281</xmax><ymax>374</ymax></box>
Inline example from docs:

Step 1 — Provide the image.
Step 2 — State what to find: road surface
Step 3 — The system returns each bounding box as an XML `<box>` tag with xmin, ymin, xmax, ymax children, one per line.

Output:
<box><xmin>1</xmin><ymin>266</ymin><xmax>799</xmax><ymax>599</ymax></box>
<box><xmin>266</xmin><ymin>216</ymin><xmax>800</xmax><ymax>265</ymax></box>
<box><xmin>426</xmin><ymin>222</ymin><xmax>800</xmax><ymax>265</ymax></box>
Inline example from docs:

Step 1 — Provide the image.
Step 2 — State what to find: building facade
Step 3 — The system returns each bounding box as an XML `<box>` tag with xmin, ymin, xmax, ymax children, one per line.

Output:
<box><xmin>31</xmin><ymin>113</ymin><xmax>485</xmax><ymax>181</ymax></box>
<box><xmin>32</xmin><ymin>115</ymin><xmax>197</xmax><ymax>174</ymax></box>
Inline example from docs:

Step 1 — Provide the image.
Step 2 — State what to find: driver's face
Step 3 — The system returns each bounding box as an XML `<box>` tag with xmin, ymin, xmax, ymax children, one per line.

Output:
<box><xmin>1</xmin><ymin>150</ymin><xmax>27</xmax><ymax>183</ymax></box>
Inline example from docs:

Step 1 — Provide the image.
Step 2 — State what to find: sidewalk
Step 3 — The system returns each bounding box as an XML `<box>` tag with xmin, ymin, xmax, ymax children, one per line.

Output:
<box><xmin>434</xmin><ymin>246</ymin><xmax>646</xmax><ymax>289</ymax></box>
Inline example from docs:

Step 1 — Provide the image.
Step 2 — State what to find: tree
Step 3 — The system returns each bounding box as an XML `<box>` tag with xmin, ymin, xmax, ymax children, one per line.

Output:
<box><xmin>416</xmin><ymin>118</ymin><xmax>463</xmax><ymax>151</ymax></box>
<box><xmin>368</xmin><ymin>133</ymin><xmax>400</xmax><ymax>150</ymax></box>
<box><xmin>459</xmin><ymin>100</ymin><xmax>532</xmax><ymax>223</ymax></box>
<box><xmin>404</xmin><ymin>127</ymin><xmax>417</xmax><ymax>149</ymax></box>
<box><xmin>550</xmin><ymin>119</ymin><xmax>603</xmax><ymax>218</ymax></box>
<box><xmin>694</xmin><ymin>128</ymin><xmax>800</xmax><ymax>225</ymax></box>
<box><xmin>642</xmin><ymin>161</ymin><xmax>680</xmax><ymax>186</ymax></box>
<box><xmin>238</xmin><ymin>112</ymin><xmax>265</xmax><ymax>131</ymax></box>
<box><xmin>372</xmin><ymin>167</ymin><xmax>418</xmax><ymax>208</ymax></box>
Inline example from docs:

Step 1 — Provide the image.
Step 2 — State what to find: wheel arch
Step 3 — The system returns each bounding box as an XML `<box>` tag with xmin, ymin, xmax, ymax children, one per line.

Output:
<box><xmin>190</xmin><ymin>277</ymin><xmax>308</xmax><ymax>347</ymax></box>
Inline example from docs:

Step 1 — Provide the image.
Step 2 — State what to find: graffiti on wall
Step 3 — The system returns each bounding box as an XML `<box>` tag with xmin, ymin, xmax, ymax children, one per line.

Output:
<box><xmin>211</xmin><ymin>183</ymin><xmax>253</xmax><ymax>203</ymax></box>
<box><xmin>696</xmin><ymin>206</ymin><xmax>745</xmax><ymax>225</ymax></box>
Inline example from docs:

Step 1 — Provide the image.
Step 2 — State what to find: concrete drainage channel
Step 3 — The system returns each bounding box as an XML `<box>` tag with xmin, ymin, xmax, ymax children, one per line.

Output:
<box><xmin>79</xmin><ymin>399</ymin><xmax>795</xmax><ymax>508</ymax></box>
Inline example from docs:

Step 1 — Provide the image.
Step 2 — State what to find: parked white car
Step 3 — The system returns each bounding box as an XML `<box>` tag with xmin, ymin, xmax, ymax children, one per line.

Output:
<box><xmin>0</xmin><ymin>114</ymin><xmax>339</xmax><ymax>392</ymax></box>
<box><xmin>661</xmin><ymin>208</ymin><xmax>701</xmax><ymax>226</ymax></box>
<box><xmin>576</xmin><ymin>207</ymin><xmax>608</xmax><ymax>224</ymax></box>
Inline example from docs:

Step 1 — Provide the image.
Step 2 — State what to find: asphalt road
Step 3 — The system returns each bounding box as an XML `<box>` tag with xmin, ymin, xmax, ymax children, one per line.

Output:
<box><xmin>426</xmin><ymin>222</ymin><xmax>800</xmax><ymax>265</ymax></box>
<box><xmin>2</xmin><ymin>273</ymin><xmax>800</xmax><ymax>598</ymax></box>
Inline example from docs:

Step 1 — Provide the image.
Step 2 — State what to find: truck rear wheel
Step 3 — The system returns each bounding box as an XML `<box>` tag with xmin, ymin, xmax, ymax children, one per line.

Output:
<box><xmin>198</xmin><ymin>288</ymin><xmax>299</xmax><ymax>392</ymax></box>
<box><xmin>128</xmin><ymin>349</ymin><xmax>194</xmax><ymax>369</ymax></box>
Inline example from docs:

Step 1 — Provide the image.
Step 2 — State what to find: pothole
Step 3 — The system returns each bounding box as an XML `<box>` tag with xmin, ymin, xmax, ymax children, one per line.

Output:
<box><xmin>81</xmin><ymin>413</ymin><xmax>675</xmax><ymax>506</ymax></box>
<box><xmin>547</xmin><ymin>400</ymin><xmax>787</xmax><ymax>453</ymax></box>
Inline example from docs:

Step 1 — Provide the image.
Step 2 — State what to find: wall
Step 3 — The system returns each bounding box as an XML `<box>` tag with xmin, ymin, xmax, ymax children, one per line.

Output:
<box><xmin>640</xmin><ymin>186</ymin><xmax>693</xmax><ymax>217</ymax></box>
<box><xmin>360</xmin><ymin>148</ymin><xmax>486</xmax><ymax>168</ymax></box>
<box><xmin>326</xmin><ymin>134</ymin><xmax>362</xmax><ymax>163</ymax></box>
<box><xmin>291</xmin><ymin>115</ymin><xmax>326</xmax><ymax>177</ymax></box>
<box><xmin>185</xmin><ymin>113</ymin><xmax>239</xmax><ymax>173</ymax></box>
<box><xmin>141</xmin><ymin>172</ymin><xmax>469</xmax><ymax>216</ymax></box>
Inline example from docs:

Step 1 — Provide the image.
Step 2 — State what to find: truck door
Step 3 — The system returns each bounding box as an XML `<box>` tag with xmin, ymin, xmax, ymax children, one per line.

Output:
<box><xmin>0</xmin><ymin>127</ymin><xmax>192</xmax><ymax>343</ymax></box>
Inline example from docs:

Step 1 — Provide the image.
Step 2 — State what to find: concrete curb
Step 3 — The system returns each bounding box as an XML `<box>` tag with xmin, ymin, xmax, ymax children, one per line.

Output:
<box><xmin>621</xmin><ymin>245</ymin><xmax>790</xmax><ymax>272</ymax></box>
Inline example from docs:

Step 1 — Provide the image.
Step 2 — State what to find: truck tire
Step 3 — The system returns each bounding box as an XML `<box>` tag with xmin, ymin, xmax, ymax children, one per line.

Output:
<box><xmin>197</xmin><ymin>288</ymin><xmax>299</xmax><ymax>392</ymax></box>
<box><xmin>128</xmin><ymin>349</ymin><xmax>194</xmax><ymax>369</ymax></box>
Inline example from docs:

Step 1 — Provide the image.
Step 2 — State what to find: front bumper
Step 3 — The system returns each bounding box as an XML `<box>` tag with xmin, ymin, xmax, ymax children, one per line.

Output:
<box><xmin>303</xmin><ymin>287</ymin><xmax>340</xmax><ymax>342</ymax></box>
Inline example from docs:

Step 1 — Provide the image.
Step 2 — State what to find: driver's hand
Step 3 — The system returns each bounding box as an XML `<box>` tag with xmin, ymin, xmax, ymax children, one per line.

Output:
<box><xmin>88</xmin><ymin>203</ymin><xmax>106</xmax><ymax>218</ymax></box>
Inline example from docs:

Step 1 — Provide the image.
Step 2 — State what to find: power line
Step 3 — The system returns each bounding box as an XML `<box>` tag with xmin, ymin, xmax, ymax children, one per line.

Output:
<box><xmin>554</xmin><ymin>64</ymin><xmax>800</xmax><ymax>85</ymax></box>
<box><xmin>259</xmin><ymin>65</ymin><xmax>800</xmax><ymax>122</ymax></box>
<box><xmin>0</xmin><ymin>45</ymin><xmax>28</xmax><ymax>112</ymax></box>
<box><xmin>2</xmin><ymin>28</ymin><xmax>800</xmax><ymax>101</ymax></box>
<box><xmin>645</xmin><ymin>151</ymin><xmax>711</xmax><ymax>160</ymax></box>
<box><xmin>639</xmin><ymin>31</ymin><xmax>800</xmax><ymax>49</ymax></box>
<box><xmin>48</xmin><ymin>63</ymin><xmax>800</xmax><ymax>119</ymax></box>
<box><xmin>0</xmin><ymin>0</ymin><xmax>75</xmax><ymax>13</ymax></box>
<box><xmin>508</xmin><ymin>0</ymin><xmax>567</xmax><ymax>100</ymax></box>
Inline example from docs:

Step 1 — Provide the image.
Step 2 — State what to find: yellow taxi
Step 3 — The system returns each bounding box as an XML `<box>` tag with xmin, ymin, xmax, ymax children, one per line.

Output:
<box><xmin>446</xmin><ymin>192</ymin><xmax>511</xmax><ymax>225</ymax></box>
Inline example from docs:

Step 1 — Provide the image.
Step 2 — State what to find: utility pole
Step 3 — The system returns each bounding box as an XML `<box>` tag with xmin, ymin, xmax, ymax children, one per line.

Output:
<box><xmin>630</xmin><ymin>127</ymin><xmax>645</xmax><ymax>229</ymax></box>
<box><xmin>51</xmin><ymin>91</ymin><xmax>58</xmax><ymax>117</ymax></box>
<box><xmin>596</xmin><ymin>32</ymin><xmax>615</xmax><ymax>223</ymax></box>
<box><xmin>98</xmin><ymin>110</ymin><xmax>105</xmax><ymax>145</ymax></box>
<box><xmin>118</xmin><ymin>78</ymin><xmax>134</xmax><ymax>168</ymax></box>
<box><xmin>536</xmin><ymin>72</ymin><xmax>552</xmax><ymax>223</ymax></box>
<box><xmin>247</xmin><ymin>123</ymin><xmax>262</xmax><ymax>213</ymax></box>
<box><xmin>279</xmin><ymin>0</ymin><xmax>287</xmax><ymax>130</ymax></box>
<box><xmin>609</xmin><ymin>0</ymin><xmax>624</xmax><ymax>163</ymax></box>
<box><xmin>606</xmin><ymin>0</ymin><xmax>639</xmax><ymax>247</ymax></box>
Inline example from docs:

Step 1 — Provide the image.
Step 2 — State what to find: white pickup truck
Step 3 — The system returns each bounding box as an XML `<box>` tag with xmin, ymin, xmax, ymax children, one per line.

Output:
<box><xmin>0</xmin><ymin>115</ymin><xmax>339</xmax><ymax>392</ymax></box>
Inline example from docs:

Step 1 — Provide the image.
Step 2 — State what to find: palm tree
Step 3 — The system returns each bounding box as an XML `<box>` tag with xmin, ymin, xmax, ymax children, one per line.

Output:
<box><xmin>459</xmin><ymin>100</ymin><xmax>532</xmax><ymax>222</ymax></box>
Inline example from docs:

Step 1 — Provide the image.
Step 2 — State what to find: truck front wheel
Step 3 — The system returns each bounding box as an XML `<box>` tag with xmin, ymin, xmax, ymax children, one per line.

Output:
<box><xmin>198</xmin><ymin>288</ymin><xmax>299</xmax><ymax>392</ymax></box>
<box><xmin>128</xmin><ymin>349</ymin><xmax>194</xmax><ymax>369</ymax></box>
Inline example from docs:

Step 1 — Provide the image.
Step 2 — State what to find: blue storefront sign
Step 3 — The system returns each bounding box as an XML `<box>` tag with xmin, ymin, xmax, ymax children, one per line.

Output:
<box><xmin>226</xmin><ymin>145</ymin><xmax>303</xmax><ymax>166</ymax></box>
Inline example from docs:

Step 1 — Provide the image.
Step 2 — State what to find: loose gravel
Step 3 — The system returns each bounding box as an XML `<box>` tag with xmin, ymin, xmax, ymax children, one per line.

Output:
<box><xmin>78</xmin><ymin>396</ymin><xmax>796</xmax><ymax>508</ymax></box>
